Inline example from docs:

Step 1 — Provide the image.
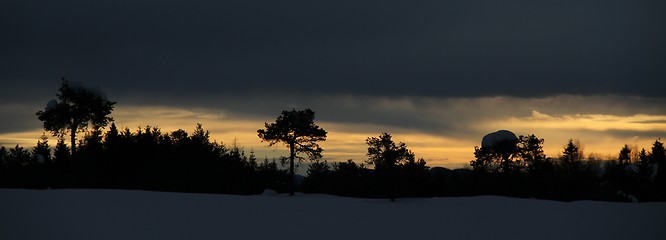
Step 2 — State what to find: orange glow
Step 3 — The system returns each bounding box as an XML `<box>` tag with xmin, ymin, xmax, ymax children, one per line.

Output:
<box><xmin>482</xmin><ymin>110</ymin><xmax>665</xmax><ymax>160</ymax></box>
<box><xmin>487</xmin><ymin>110</ymin><xmax>666</xmax><ymax>132</ymax></box>
<box><xmin>1</xmin><ymin>105</ymin><xmax>664</xmax><ymax>169</ymax></box>
<box><xmin>0</xmin><ymin>131</ymin><xmax>40</xmax><ymax>148</ymax></box>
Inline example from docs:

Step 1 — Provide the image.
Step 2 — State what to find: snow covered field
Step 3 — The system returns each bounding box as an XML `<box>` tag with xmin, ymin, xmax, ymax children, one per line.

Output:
<box><xmin>2</xmin><ymin>189</ymin><xmax>665</xmax><ymax>240</ymax></box>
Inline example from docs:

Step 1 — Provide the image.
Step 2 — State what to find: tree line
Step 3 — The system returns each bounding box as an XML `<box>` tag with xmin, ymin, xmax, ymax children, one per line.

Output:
<box><xmin>467</xmin><ymin>134</ymin><xmax>666</xmax><ymax>201</ymax></box>
<box><xmin>1</xmin><ymin>80</ymin><xmax>665</xmax><ymax>202</ymax></box>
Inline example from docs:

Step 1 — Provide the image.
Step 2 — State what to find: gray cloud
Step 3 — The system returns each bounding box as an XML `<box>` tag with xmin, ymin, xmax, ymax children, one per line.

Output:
<box><xmin>110</xmin><ymin>94</ymin><xmax>666</xmax><ymax>138</ymax></box>
<box><xmin>0</xmin><ymin>104</ymin><xmax>44</xmax><ymax>134</ymax></box>
<box><xmin>596</xmin><ymin>129</ymin><xmax>666</xmax><ymax>140</ymax></box>
<box><xmin>2</xmin><ymin>0</ymin><xmax>665</xmax><ymax>103</ymax></box>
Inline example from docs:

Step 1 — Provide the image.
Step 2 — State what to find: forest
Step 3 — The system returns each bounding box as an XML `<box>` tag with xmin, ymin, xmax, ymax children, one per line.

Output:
<box><xmin>1</xmin><ymin>80</ymin><xmax>665</xmax><ymax>202</ymax></box>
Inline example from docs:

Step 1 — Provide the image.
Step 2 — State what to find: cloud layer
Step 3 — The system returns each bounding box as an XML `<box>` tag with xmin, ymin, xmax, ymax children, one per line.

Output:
<box><xmin>2</xmin><ymin>0</ymin><xmax>665</xmax><ymax>101</ymax></box>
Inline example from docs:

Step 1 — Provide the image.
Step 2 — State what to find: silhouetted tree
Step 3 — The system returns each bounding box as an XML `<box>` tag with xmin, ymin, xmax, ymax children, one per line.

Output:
<box><xmin>307</xmin><ymin>160</ymin><xmax>331</xmax><ymax>177</ymax></box>
<box><xmin>218</xmin><ymin>145</ymin><xmax>255</xmax><ymax>194</ymax></box>
<box><xmin>303</xmin><ymin>160</ymin><xmax>331</xmax><ymax>193</ymax></box>
<box><xmin>402</xmin><ymin>158</ymin><xmax>428</xmax><ymax>171</ymax></box>
<box><xmin>256</xmin><ymin>157</ymin><xmax>289</xmax><ymax>193</ymax></box>
<box><xmin>191</xmin><ymin>123</ymin><xmax>213</xmax><ymax>150</ymax></box>
<box><xmin>471</xmin><ymin>134</ymin><xmax>519</xmax><ymax>174</ymax></box>
<box><xmin>104</xmin><ymin>123</ymin><xmax>120</xmax><ymax>147</ymax></box>
<box><xmin>649</xmin><ymin>139</ymin><xmax>665</xmax><ymax>164</ymax></box>
<box><xmin>257</xmin><ymin>109</ymin><xmax>327</xmax><ymax>195</ymax></box>
<box><xmin>638</xmin><ymin>148</ymin><xmax>650</xmax><ymax>175</ymax></box>
<box><xmin>400</xmin><ymin>157</ymin><xmax>429</xmax><ymax>196</ymax></box>
<box><xmin>650</xmin><ymin>139</ymin><xmax>666</xmax><ymax>190</ymax></box>
<box><xmin>1</xmin><ymin>145</ymin><xmax>30</xmax><ymax>187</ymax></box>
<box><xmin>80</xmin><ymin>129</ymin><xmax>104</xmax><ymax>158</ymax></box>
<box><xmin>366</xmin><ymin>133</ymin><xmax>415</xmax><ymax>170</ymax></box>
<box><xmin>561</xmin><ymin>139</ymin><xmax>582</xmax><ymax>174</ymax></box>
<box><xmin>32</xmin><ymin>133</ymin><xmax>51</xmax><ymax>164</ymax></box>
<box><xmin>102</xmin><ymin>123</ymin><xmax>120</xmax><ymax>172</ymax></box>
<box><xmin>53</xmin><ymin>136</ymin><xmax>70</xmax><ymax>173</ymax></box>
<box><xmin>318</xmin><ymin>159</ymin><xmax>371</xmax><ymax>197</ymax></box>
<box><xmin>470</xmin><ymin>146</ymin><xmax>495</xmax><ymax>173</ymax></box>
<box><xmin>36</xmin><ymin>78</ymin><xmax>116</xmax><ymax>158</ymax></box>
<box><xmin>618</xmin><ymin>144</ymin><xmax>632</xmax><ymax>165</ymax></box>
<box><xmin>26</xmin><ymin>134</ymin><xmax>51</xmax><ymax>188</ymax></box>
<box><xmin>517</xmin><ymin>134</ymin><xmax>551</xmax><ymax>173</ymax></box>
<box><xmin>248</xmin><ymin>150</ymin><xmax>258</xmax><ymax>169</ymax></box>
<box><xmin>0</xmin><ymin>146</ymin><xmax>7</xmax><ymax>168</ymax></box>
<box><xmin>366</xmin><ymin>133</ymin><xmax>415</xmax><ymax>200</ymax></box>
<box><xmin>0</xmin><ymin>146</ymin><xmax>8</xmax><ymax>186</ymax></box>
<box><xmin>9</xmin><ymin>145</ymin><xmax>30</xmax><ymax>167</ymax></box>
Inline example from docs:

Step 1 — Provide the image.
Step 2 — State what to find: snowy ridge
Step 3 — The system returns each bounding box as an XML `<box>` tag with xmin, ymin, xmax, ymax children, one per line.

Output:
<box><xmin>1</xmin><ymin>189</ymin><xmax>665</xmax><ymax>240</ymax></box>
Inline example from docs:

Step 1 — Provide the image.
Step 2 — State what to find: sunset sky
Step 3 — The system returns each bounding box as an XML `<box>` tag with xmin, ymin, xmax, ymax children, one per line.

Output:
<box><xmin>2</xmin><ymin>0</ymin><xmax>665</xmax><ymax>168</ymax></box>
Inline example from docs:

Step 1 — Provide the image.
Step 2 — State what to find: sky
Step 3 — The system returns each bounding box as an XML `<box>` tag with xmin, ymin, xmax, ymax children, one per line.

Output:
<box><xmin>1</xmin><ymin>0</ymin><xmax>665</xmax><ymax>168</ymax></box>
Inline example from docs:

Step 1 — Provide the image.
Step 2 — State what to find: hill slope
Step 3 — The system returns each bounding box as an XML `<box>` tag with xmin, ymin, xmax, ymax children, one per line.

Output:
<box><xmin>1</xmin><ymin>189</ymin><xmax>665</xmax><ymax>239</ymax></box>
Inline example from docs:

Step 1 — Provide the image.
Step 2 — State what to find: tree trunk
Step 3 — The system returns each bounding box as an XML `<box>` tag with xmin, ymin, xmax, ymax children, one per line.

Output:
<box><xmin>69</xmin><ymin>124</ymin><xmax>77</xmax><ymax>185</ymax></box>
<box><xmin>289</xmin><ymin>142</ymin><xmax>295</xmax><ymax>196</ymax></box>
<box><xmin>70</xmin><ymin>125</ymin><xmax>77</xmax><ymax>158</ymax></box>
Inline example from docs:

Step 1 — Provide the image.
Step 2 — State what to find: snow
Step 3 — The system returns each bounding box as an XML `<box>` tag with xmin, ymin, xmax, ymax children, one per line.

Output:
<box><xmin>616</xmin><ymin>191</ymin><xmax>639</xmax><ymax>203</ymax></box>
<box><xmin>261</xmin><ymin>188</ymin><xmax>278</xmax><ymax>196</ymax></box>
<box><xmin>481</xmin><ymin>130</ymin><xmax>518</xmax><ymax>148</ymax></box>
<box><xmin>625</xmin><ymin>164</ymin><xmax>640</xmax><ymax>174</ymax></box>
<box><xmin>31</xmin><ymin>154</ymin><xmax>45</xmax><ymax>164</ymax></box>
<box><xmin>68</xmin><ymin>81</ymin><xmax>108</xmax><ymax>100</ymax></box>
<box><xmin>45</xmin><ymin>99</ymin><xmax>58</xmax><ymax>110</ymax></box>
<box><xmin>1</xmin><ymin>189</ymin><xmax>665</xmax><ymax>240</ymax></box>
<box><xmin>44</xmin><ymin>81</ymin><xmax>109</xmax><ymax>109</ymax></box>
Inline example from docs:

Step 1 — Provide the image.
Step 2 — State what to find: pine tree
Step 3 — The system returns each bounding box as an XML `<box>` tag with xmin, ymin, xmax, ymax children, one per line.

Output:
<box><xmin>81</xmin><ymin>128</ymin><xmax>104</xmax><ymax>159</ymax></box>
<box><xmin>518</xmin><ymin>134</ymin><xmax>549</xmax><ymax>173</ymax></box>
<box><xmin>248</xmin><ymin>150</ymin><xmax>257</xmax><ymax>170</ymax></box>
<box><xmin>32</xmin><ymin>133</ymin><xmax>51</xmax><ymax>164</ymax></box>
<box><xmin>0</xmin><ymin>146</ymin><xmax>7</xmax><ymax>166</ymax></box>
<box><xmin>650</xmin><ymin>139</ymin><xmax>666</xmax><ymax>187</ymax></box>
<box><xmin>366</xmin><ymin>133</ymin><xmax>415</xmax><ymax>170</ymax></box>
<box><xmin>561</xmin><ymin>139</ymin><xmax>582</xmax><ymax>174</ymax></box>
<box><xmin>649</xmin><ymin>139</ymin><xmax>665</xmax><ymax>164</ymax></box>
<box><xmin>36</xmin><ymin>78</ymin><xmax>115</xmax><ymax>158</ymax></box>
<box><xmin>638</xmin><ymin>148</ymin><xmax>650</xmax><ymax>174</ymax></box>
<box><xmin>53</xmin><ymin>136</ymin><xmax>71</xmax><ymax>172</ymax></box>
<box><xmin>366</xmin><ymin>133</ymin><xmax>415</xmax><ymax>200</ymax></box>
<box><xmin>307</xmin><ymin>160</ymin><xmax>330</xmax><ymax>177</ymax></box>
<box><xmin>104</xmin><ymin>123</ymin><xmax>120</xmax><ymax>149</ymax></box>
<box><xmin>618</xmin><ymin>144</ymin><xmax>632</xmax><ymax>165</ymax></box>
<box><xmin>9</xmin><ymin>145</ymin><xmax>30</xmax><ymax>167</ymax></box>
<box><xmin>258</xmin><ymin>109</ymin><xmax>327</xmax><ymax>195</ymax></box>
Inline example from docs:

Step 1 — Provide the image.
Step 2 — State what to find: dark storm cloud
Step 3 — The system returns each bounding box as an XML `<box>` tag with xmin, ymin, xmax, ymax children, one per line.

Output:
<box><xmin>0</xmin><ymin>104</ymin><xmax>43</xmax><ymax>134</ymax></box>
<box><xmin>2</xmin><ymin>0</ymin><xmax>665</xmax><ymax>103</ymax></box>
